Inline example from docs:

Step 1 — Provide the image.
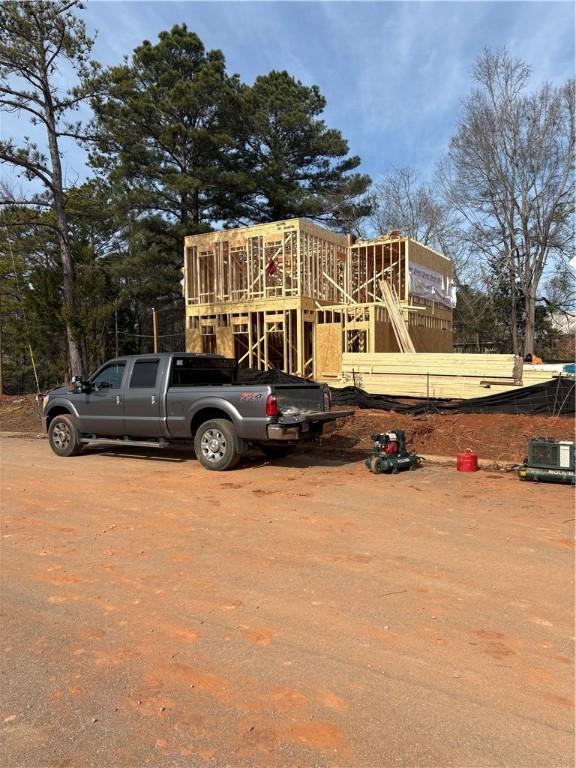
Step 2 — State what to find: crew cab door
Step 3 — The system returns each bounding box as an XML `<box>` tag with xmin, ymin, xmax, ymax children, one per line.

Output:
<box><xmin>123</xmin><ymin>358</ymin><xmax>164</xmax><ymax>437</ymax></box>
<box><xmin>78</xmin><ymin>361</ymin><xmax>126</xmax><ymax>435</ymax></box>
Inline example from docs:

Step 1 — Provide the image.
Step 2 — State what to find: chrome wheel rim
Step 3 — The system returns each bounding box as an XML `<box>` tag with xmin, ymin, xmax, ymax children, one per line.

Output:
<box><xmin>52</xmin><ymin>421</ymin><xmax>71</xmax><ymax>449</ymax></box>
<box><xmin>200</xmin><ymin>428</ymin><xmax>226</xmax><ymax>463</ymax></box>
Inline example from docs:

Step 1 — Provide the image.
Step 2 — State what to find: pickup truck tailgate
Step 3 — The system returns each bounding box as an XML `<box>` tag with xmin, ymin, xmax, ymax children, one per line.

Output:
<box><xmin>274</xmin><ymin>384</ymin><xmax>325</xmax><ymax>413</ymax></box>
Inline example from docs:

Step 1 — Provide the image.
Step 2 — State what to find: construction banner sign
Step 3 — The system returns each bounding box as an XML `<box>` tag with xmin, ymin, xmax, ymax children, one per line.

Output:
<box><xmin>408</xmin><ymin>263</ymin><xmax>457</xmax><ymax>308</ymax></box>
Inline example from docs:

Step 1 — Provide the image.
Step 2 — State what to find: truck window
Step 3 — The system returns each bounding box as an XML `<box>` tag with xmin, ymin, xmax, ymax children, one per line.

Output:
<box><xmin>169</xmin><ymin>358</ymin><xmax>236</xmax><ymax>387</ymax></box>
<box><xmin>130</xmin><ymin>360</ymin><xmax>159</xmax><ymax>388</ymax></box>
<box><xmin>91</xmin><ymin>362</ymin><xmax>125</xmax><ymax>390</ymax></box>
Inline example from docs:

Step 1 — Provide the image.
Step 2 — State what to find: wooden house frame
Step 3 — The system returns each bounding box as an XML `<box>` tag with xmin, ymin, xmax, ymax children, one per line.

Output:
<box><xmin>184</xmin><ymin>219</ymin><xmax>348</xmax><ymax>378</ymax></box>
<box><xmin>183</xmin><ymin>219</ymin><xmax>454</xmax><ymax>378</ymax></box>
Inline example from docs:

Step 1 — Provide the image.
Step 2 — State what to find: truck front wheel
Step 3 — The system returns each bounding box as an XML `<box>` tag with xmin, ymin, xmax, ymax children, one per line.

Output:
<box><xmin>194</xmin><ymin>419</ymin><xmax>240</xmax><ymax>471</ymax></box>
<box><xmin>48</xmin><ymin>414</ymin><xmax>82</xmax><ymax>457</ymax></box>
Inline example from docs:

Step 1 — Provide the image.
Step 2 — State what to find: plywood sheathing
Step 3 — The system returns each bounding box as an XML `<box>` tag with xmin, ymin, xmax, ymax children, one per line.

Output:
<box><xmin>314</xmin><ymin>323</ymin><xmax>343</xmax><ymax>378</ymax></box>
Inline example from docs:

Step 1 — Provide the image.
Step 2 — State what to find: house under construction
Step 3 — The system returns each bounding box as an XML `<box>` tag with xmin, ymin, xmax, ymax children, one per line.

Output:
<box><xmin>183</xmin><ymin>218</ymin><xmax>454</xmax><ymax>379</ymax></box>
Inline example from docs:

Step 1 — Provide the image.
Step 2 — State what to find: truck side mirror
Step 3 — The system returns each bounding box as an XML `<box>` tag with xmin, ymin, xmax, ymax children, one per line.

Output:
<box><xmin>68</xmin><ymin>375</ymin><xmax>90</xmax><ymax>394</ymax></box>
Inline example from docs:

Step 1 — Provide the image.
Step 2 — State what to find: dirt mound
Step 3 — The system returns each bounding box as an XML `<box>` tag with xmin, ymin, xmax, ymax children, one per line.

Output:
<box><xmin>323</xmin><ymin>409</ymin><xmax>573</xmax><ymax>463</ymax></box>
<box><xmin>1</xmin><ymin>394</ymin><xmax>572</xmax><ymax>463</ymax></box>
<box><xmin>0</xmin><ymin>395</ymin><xmax>42</xmax><ymax>433</ymax></box>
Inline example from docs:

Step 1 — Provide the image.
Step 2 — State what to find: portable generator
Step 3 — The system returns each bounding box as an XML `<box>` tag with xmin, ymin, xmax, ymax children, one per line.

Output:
<box><xmin>366</xmin><ymin>429</ymin><xmax>420</xmax><ymax>474</ymax></box>
<box><xmin>518</xmin><ymin>437</ymin><xmax>575</xmax><ymax>485</ymax></box>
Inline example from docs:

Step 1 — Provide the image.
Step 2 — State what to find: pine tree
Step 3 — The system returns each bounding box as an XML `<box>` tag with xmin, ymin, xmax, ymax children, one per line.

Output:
<box><xmin>235</xmin><ymin>70</ymin><xmax>371</xmax><ymax>225</ymax></box>
<box><xmin>91</xmin><ymin>24</ymin><xmax>243</xmax><ymax>235</ymax></box>
<box><xmin>0</xmin><ymin>0</ymin><xmax>101</xmax><ymax>375</ymax></box>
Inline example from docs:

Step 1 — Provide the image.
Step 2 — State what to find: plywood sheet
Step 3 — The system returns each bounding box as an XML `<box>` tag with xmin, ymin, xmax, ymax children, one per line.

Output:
<box><xmin>216</xmin><ymin>327</ymin><xmax>234</xmax><ymax>358</ymax></box>
<box><xmin>185</xmin><ymin>329</ymin><xmax>202</xmax><ymax>354</ymax></box>
<box><xmin>407</xmin><ymin>239</ymin><xmax>453</xmax><ymax>278</ymax></box>
<box><xmin>409</xmin><ymin>325</ymin><xmax>453</xmax><ymax>353</ymax></box>
<box><xmin>314</xmin><ymin>323</ymin><xmax>342</xmax><ymax>376</ymax></box>
<box><xmin>373</xmin><ymin>320</ymin><xmax>399</xmax><ymax>353</ymax></box>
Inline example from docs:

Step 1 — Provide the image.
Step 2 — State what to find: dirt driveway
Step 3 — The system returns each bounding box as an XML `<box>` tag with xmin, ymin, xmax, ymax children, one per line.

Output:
<box><xmin>1</xmin><ymin>439</ymin><xmax>574</xmax><ymax>767</ymax></box>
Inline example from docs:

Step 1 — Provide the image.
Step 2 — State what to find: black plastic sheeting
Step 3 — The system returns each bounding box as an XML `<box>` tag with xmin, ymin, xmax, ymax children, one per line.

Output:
<box><xmin>330</xmin><ymin>378</ymin><xmax>575</xmax><ymax>416</ymax></box>
<box><xmin>237</xmin><ymin>368</ymin><xmax>310</xmax><ymax>386</ymax></box>
<box><xmin>237</xmin><ymin>368</ymin><xmax>575</xmax><ymax>416</ymax></box>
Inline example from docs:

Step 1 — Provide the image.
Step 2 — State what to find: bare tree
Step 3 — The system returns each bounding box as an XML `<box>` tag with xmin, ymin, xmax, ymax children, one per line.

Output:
<box><xmin>439</xmin><ymin>48</ymin><xmax>575</xmax><ymax>356</ymax></box>
<box><xmin>0</xmin><ymin>0</ymin><xmax>100</xmax><ymax>375</ymax></box>
<box><xmin>370</xmin><ymin>166</ymin><xmax>471</xmax><ymax>277</ymax></box>
<box><xmin>371</xmin><ymin>167</ymin><xmax>439</xmax><ymax>244</ymax></box>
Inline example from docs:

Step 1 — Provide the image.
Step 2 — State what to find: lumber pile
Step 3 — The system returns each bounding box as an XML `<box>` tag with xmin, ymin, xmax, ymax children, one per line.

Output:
<box><xmin>522</xmin><ymin>367</ymin><xmax>566</xmax><ymax>386</ymax></box>
<box><xmin>379</xmin><ymin>279</ymin><xmax>416</xmax><ymax>353</ymax></box>
<box><xmin>329</xmin><ymin>352</ymin><xmax>553</xmax><ymax>399</ymax></box>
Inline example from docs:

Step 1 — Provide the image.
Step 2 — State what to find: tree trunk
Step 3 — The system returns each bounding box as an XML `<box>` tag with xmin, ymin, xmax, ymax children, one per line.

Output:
<box><xmin>42</xmin><ymin>73</ymin><xmax>83</xmax><ymax>376</ymax></box>
<box><xmin>524</xmin><ymin>292</ymin><xmax>536</xmax><ymax>357</ymax></box>
<box><xmin>192</xmin><ymin>190</ymin><xmax>199</xmax><ymax>226</ymax></box>
<box><xmin>509</xmin><ymin>261</ymin><xmax>519</xmax><ymax>356</ymax></box>
<box><xmin>56</xmin><ymin>210</ymin><xmax>83</xmax><ymax>375</ymax></box>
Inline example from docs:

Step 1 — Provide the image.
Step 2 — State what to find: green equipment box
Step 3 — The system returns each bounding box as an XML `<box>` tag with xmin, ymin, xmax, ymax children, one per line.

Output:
<box><xmin>519</xmin><ymin>437</ymin><xmax>575</xmax><ymax>485</ymax></box>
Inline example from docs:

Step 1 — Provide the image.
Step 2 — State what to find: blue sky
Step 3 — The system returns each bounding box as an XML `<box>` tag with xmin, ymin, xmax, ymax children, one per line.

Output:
<box><xmin>2</xmin><ymin>1</ymin><xmax>575</xmax><ymax>191</ymax></box>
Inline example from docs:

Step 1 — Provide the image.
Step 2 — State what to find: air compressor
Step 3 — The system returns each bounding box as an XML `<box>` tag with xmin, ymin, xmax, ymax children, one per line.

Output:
<box><xmin>365</xmin><ymin>429</ymin><xmax>421</xmax><ymax>474</ymax></box>
<box><xmin>518</xmin><ymin>437</ymin><xmax>575</xmax><ymax>485</ymax></box>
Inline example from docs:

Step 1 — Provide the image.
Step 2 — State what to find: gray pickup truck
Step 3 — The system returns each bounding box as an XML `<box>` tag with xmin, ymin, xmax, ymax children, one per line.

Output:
<box><xmin>42</xmin><ymin>353</ymin><xmax>352</xmax><ymax>470</ymax></box>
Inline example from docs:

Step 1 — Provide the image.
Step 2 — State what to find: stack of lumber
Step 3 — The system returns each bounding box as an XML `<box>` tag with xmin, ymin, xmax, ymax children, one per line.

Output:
<box><xmin>522</xmin><ymin>367</ymin><xmax>566</xmax><ymax>387</ymax></box>
<box><xmin>327</xmin><ymin>353</ymin><xmax>555</xmax><ymax>399</ymax></box>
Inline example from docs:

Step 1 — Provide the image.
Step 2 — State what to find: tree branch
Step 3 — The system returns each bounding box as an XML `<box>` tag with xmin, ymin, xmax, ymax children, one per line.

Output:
<box><xmin>0</xmin><ymin>96</ymin><xmax>48</xmax><ymax>126</ymax></box>
<box><xmin>0</xmin><ymin>149</ymin><xmax>53</xmax><ymax>190</ymax></box>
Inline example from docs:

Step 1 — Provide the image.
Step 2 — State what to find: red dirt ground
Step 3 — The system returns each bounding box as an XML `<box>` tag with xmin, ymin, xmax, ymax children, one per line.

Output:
<box><xmin>1</xmin><ymin>394</ymin><xmax>572</xmax><ymax>463</ymax></box>
<box><xmin>1</xmin><ymin>438</ymin><xmax>574</xmax><ymax>767</ymax></box>
<box><xmin>0</xmin><ymin>394</ymin><xmax>43</xmax><ymax>433</ymax></box>
<box><xmin>327</xmin><ymin>409</ymin><xmax>574</xmax><ymax>464</ymax></box>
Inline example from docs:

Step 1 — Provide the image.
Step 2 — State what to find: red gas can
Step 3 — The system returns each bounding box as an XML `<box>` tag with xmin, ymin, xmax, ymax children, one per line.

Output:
<box><xmin>457</xmin><ymin>449</ymin><xmax>478</xmax><ymax>472</ymax></box>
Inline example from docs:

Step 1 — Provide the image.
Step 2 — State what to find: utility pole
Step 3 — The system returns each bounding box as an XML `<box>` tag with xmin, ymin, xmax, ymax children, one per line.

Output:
<box><xmin>114</xmin><ymin>309</ymin><xmax>119</xmax><ymax>358</ymax></box>
<box><xmin>152</xmin><ymin>307</ymin><xmax>158</xmax><ymax>353</ymax></box>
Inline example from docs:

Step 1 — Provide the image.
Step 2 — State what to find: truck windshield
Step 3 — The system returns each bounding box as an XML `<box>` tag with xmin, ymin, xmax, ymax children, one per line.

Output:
<box><xmin>169</xmin><ymin>357</ymin><xmax>237</xmax><ymax>387</ymax></box>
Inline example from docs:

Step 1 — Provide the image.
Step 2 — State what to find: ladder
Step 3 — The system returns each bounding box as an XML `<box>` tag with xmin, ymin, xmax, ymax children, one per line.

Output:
<box><xmin>379</xmin><ymin>279</ymin><xmax>416</xmax><ymax>353</ymax></box>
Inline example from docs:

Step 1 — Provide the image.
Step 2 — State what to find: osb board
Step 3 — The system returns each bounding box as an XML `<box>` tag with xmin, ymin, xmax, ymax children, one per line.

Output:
<box><xmin>408</xmin><ymin>326</ymin><xmax>453</xmax><ymax>353</ymax></box>
<box><xmin>216</xmin><ymin>327</ymin><xmax>234</xmax><ymax>358</ymax></box>
<box><xmin>314</xmin><ymin>323</ymin><xmax>343</xmax><ymax>377</ymax></box>
<box><xmin>185</xmin><ymin>328</ymin><xmax>202</xmax><ymax>354</ymax></box>
<box><xmin>407</xmin><ymin>239</ymin><xmax>453</xmax><ymax>278</ymax></box>
<box><xmin>373</xmin><ymin>320</ymin><xmax>400</xmax><ymax>353</ymax></box>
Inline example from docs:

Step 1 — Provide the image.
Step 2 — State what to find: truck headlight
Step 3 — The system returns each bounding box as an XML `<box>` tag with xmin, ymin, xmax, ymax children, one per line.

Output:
<box><xmin>42</xmin><ymin>395</ymin><xmax>49</xmax><ymax>410</ymax></box>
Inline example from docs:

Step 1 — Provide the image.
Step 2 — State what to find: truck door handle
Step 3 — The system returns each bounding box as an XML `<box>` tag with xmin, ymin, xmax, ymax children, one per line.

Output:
<box><xmin>151</xmin><ymin>395</ymin><xmax>156</xmax><ymax>405</ymax></box>
<box><xmin>116</xmin><ymin>395</ymin><xmax>121</xmax><ymax>406</ymax></box>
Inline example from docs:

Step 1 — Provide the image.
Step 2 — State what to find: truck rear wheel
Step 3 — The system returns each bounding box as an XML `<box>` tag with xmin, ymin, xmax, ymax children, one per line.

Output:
<box><xmin>194</xmin><ymin>419</ymin><xmax>240</xmax><ymax>471</ymax></box>
<box><xmin>48</xmin><ymin>414</ymin><xmax>82</xmax><ymax>457</ymax></box>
